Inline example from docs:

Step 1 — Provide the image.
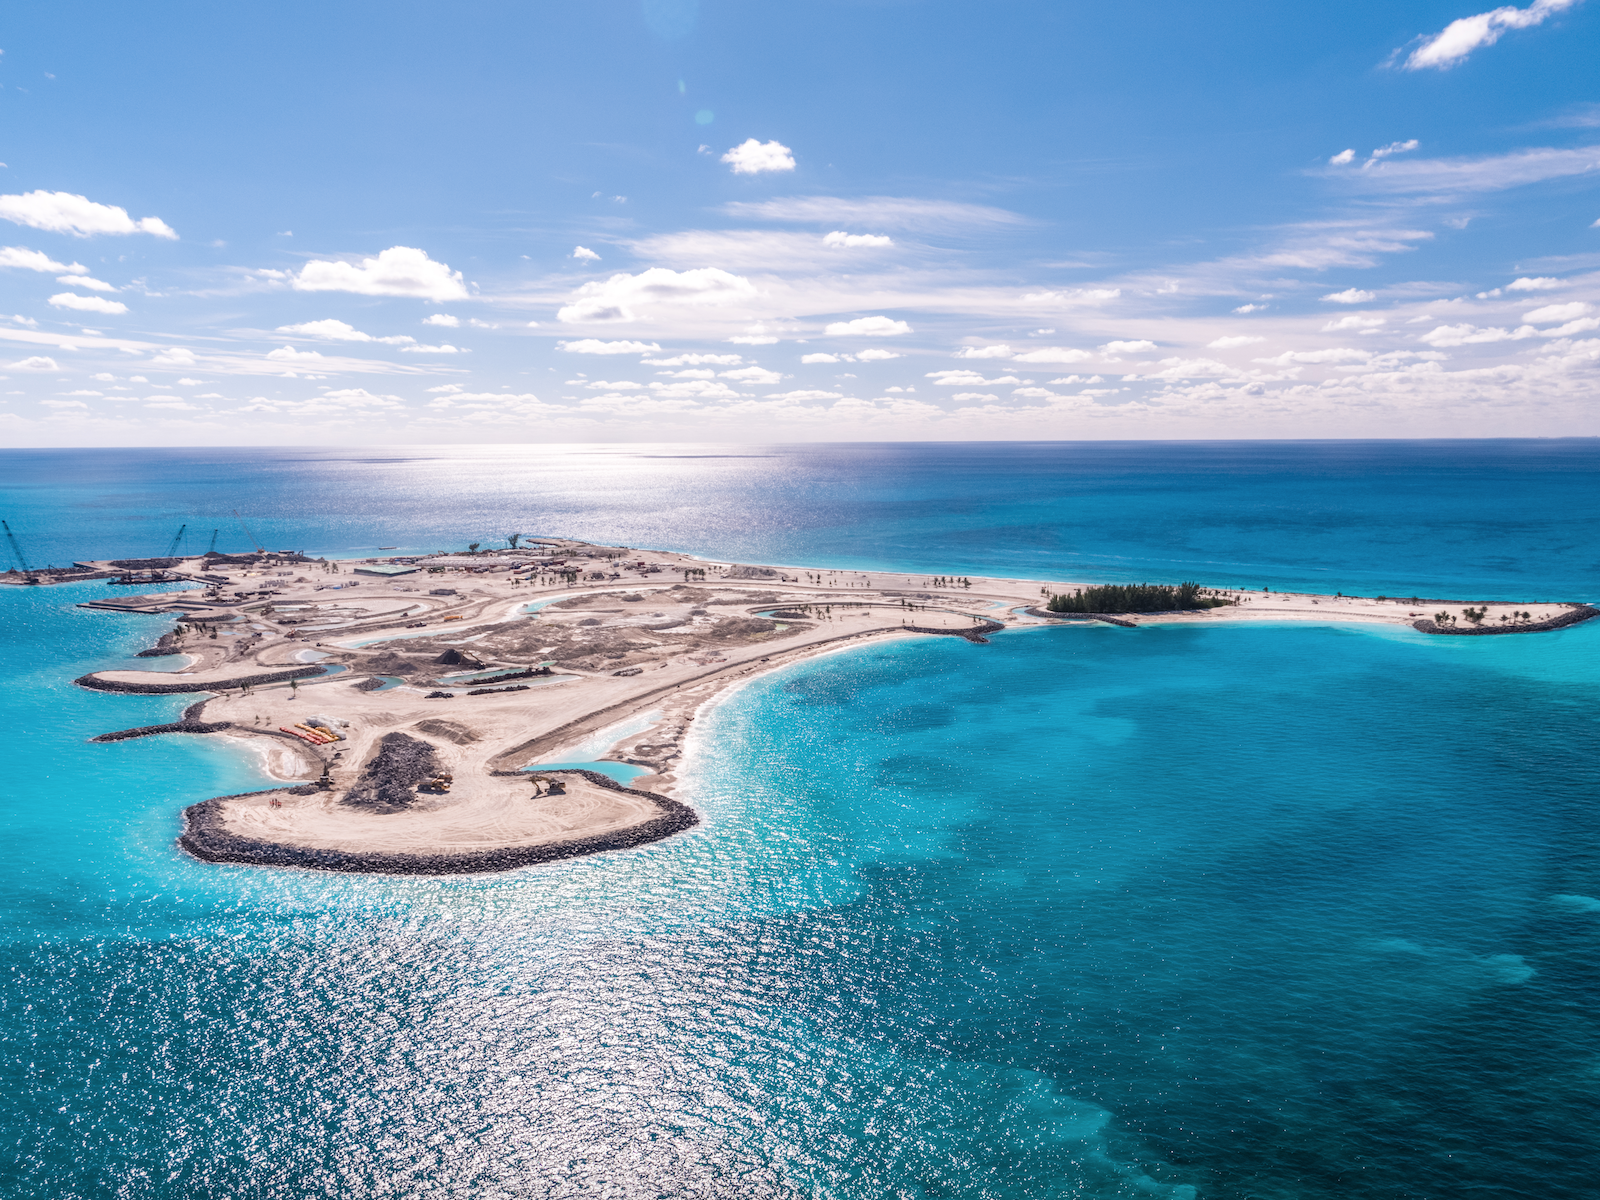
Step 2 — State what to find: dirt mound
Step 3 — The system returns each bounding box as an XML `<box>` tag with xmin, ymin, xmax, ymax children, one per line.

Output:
<box><xmin>726</xmin><ymin>565</ymin><xmax>777</xmax><ymax>579</ymax></box>
<box><xmin>706</xmin><ymin>617</ymin><xmax>777</xmax><ymax>639</ymax></box>
<box><xmin>342</xmin><ymin>733</ymin><xmax>441</xmax><ymax>813</ymax></box>
<box><xmin>363</xmin><ymin>651</ymin><xmax>424</xmax><ymax>674</ymax></box>
<box><xmin>412</xmin><ymin>718</ymin><xmax>480</xmax><ymax>744</ymax></box>
<box><xmin>434</xmin><ymin>648</ymin><xmax>484</xmax><ymax>666</ymax></box>
<box><xmin>351</xmin><ymin>677</ymin><xmax>386</xmax><ymax>692</ymax></box>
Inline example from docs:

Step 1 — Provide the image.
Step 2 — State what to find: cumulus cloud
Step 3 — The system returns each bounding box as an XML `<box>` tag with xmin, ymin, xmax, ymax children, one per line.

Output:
<box><xmin>266</xmin><ymin>345</ymin><xmax>325</xmax><ymax>362</ymax></box>
<box><xmin>822</xmin><ymin>231</ymin><xmax>893</xmax><ymax>248</ymax></box>
<box><xmin>1323</xmin><ymin>288</ymin><xmax>1377</xmax><ymax>303</ymax></box>
<box><xmin>571</xmin><ymin>246</ymin><xmax>601</xmax><ymax>261</ymax></box>
<box><xmin>149</xmin><ymin>348</ymin><xmax>197</xmax><ymax>366</ymax></box>
<box><xmin>1253</xmin><ymin>347</ymin><xmax>1375</xmax><ymax>364</ymax></box>
<box><xmin>1322</xmin><ymin>314</ymin><xmax>1387</xmax><ymax>331</ymax></box>
<box><xmin>854</xmin><ymin>348</ymin><xmax>901</xmax><ymax>361</ymax></box>
<box><xmin>557</xmin><ymin>267</ymin><xmax>758</xmax><ymax>323</ymax></box>
<box><xmin>1208</xmin><ymin>335</ymin><xmax>1267</xmax><ymax>349</ymax></box>
<box><xmin>7</xmin><ymin>356</ymin><xmax>59</xmax><ymax>371</ymax></box>
<box><xmin>56</xmin><ymin>274</ymin><xmax>116</xmax><ymax>292</ymax></box>
<box><xmin>765</xmin><ymin>389</ymin><xmax>843</xmax><ymax>401</ymax></box>
<box><xmin>1523</xmin><ymin>301</ymin><xmax>1590</xmax><ymax>323</ymax></box>
<box><xmin>1364</xmin><ymin>139</ymin><xmax>1420</xmax><ymax>167</ymax></box>
<box><xmin>0</xmin><ymin>191</ymin><xmax>177</xmax><ymax>238</ymax></box>
<box><xmin>1329</xmin><ymin>149</ymin><xmax>1356</xmax><ymax>165</ymax></box>
<box><xmin>1403</xmin><ymin>0</ymin><xmax>1580</xmax><ymax>70</ymax></box>
<box><xmin>400</xmin><ymin>343</ymin><xmax>465</xmax><ymax>354</ymax></box>
<box><xmin>955</xmin><ymin>344</ymin><xmax>1015</xmax><ymax>359</ymax></box>
<box><xmin>1233</xmin><ymin>303</ymin><xmax>1268</xmax><ymax>314</ymax></box>
<box><xmin>560</xmin><ymin>339</ymin><xmax>663</xmax><ymax>355</ymax></box>
<box><xmin>721</xmin><ymin>365</ymin><xmax>783</xmax><ymax>384</ymax></box>
<box><xmin>1101</xmin><ymin>339</ymin><xmax>1158</xmax><ymax>355</ymax></box>
<box><xmin>292</xmin><ymin>246</ymin><xmax>469</xmax><ymax>300</ymax></box>
<box><xmin>423</xmin><ymin>313</ymin><xmax>460</xmax><ymax>327</ymax></box>
<box><xmin>1012</xmin><ymin>346</ymin><xmax>1093</xmax><ymax>364</ymax></box>
<box><xmin>824</xmin><ymin>315</ymin><xmax>911</xmax><ymax>337</ymax></box>
<box><xmin>721</xmin><ymin>139</ymin><xmax>796</xmax><ymax>174</ymax></box>
<box><xmin>1505</xmin><ymin>276</ymin><xmax>1563</xmax><ymax>291</ymax></box>
<box><xmin>0</xmin><ymin>246</ymin><xmax>84</xmax><ymax>273</ymax></box>
<box><xmin>801</xmin><ymin>353</ymin><xmax>840</xmax><ymax>364</ymax></box>
<box><xmin>48</xmin><ymin>292</ymin><xmax>127</xmax><ymax>314</ymax></box>
<box><xmin>276</xmin><ymin>318</ymin><xmax>414</xmax><ymax>345</ymax></box>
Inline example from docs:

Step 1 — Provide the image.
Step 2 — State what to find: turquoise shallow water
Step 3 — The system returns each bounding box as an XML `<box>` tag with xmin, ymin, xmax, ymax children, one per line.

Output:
<box><xmin>2</xmin><ymin>444</ymin><xmax>1599</xmax><ymax>1197</ymax></box>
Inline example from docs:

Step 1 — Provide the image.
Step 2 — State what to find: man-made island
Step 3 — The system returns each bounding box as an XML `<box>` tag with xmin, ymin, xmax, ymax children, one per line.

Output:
<box><xmin>33</xmin><ymin>539</ymin><xmax>1596</xmax><ymax>875</ymax></box>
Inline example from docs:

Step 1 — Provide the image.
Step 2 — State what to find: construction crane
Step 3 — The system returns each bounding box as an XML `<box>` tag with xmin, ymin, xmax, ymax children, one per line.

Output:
<box><xmin>163</xmin><ymin>523</ymin><xmax>187</xmax><ymax>560</ymax></box>
<box><xmin>233</xmin><ymin>510</ymin><xmax>264</xmax><ymax>553</ymax></box>
<box><xmin>205</xmin><ymin>528</ymin><xmax>219</xmax><ymax>555</ymax></box>
<box><xmin>2</xmin><ymin>520</ymin><xmax>40</xmax><ymax>584</ymax></box>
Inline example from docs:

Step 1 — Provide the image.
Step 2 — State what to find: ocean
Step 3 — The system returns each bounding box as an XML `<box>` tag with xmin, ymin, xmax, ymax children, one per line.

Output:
<box><xmin>1</xmin><ymin>442</ymin><xmax>1597</xmax><ymax>1198</ymax></box>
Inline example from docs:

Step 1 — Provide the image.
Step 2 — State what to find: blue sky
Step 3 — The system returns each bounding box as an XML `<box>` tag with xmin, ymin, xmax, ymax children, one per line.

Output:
<box><xmin>0</xmin><ymin>0</ymin><xmax>1597</xmax><ymax>443</ymax></box>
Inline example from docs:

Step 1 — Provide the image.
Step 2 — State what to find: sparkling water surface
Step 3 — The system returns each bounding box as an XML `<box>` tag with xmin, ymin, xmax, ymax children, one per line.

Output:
<box><xmin>1</xmin><ymin>443</ymin><xmax>1598</xmax><ymax>1198</ymax></box>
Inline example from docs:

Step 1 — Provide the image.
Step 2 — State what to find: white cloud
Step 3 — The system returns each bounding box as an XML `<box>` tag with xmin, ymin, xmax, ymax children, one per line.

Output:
<box><xmin>276</xmin><ymin>318</ymin><xmax>414</xmax><ymax>345</ymax></box>
<box><xmin>42</xmin><ymin>398</ymin><xmax>87</xmax><ymax>408</ymax></box>
<box><xmin>1329</xmin><ymin>149</ymin><xmax>1356</xmax><ymax>165</ymax></box>
<box><xmin>266</xmin><ymin>345</ymin><xmax>325</xmax><ymax>362</ymax></box>
<box><xmin>824</xmin><ymin>315</ymin><xmax>911</xmax><ymax>337</ymax></box>
<box><xmin>292</xmin><ymin>246</ymin><xmax>468</xmax><ymax>300</ymax></box>
<box><xmin>1012</xmin><ymin>346</ymin><xmax>1093</xmax><ymax>364</ymax></box>
<box><xmin>950</xmin><ymin>392</ymin><xmax>999</xmax><ymax>402</ymax></box>
<box><xmin>148</xmin><ymin>349</ymin><xmax>196</xmax><ymax>366</ymax></box>
<box><xmin>0</xmin><ymin>246</ymin><xmax>84</xmax><ymax>273</ymax></box>
<box><xmin>583</xmin><ymin>380</ymin><xmax>643</xmax><ymax>390</ymax></box>
<box><xmin>400</xmin><ymin>343</ymin><xmax>464</xmax><ymax>354</ymax></box>
<box><xmin>1505</xmin><ymin>276</ymin><xmax>1563</xmax><ymax>291</ymax></box>
<box><xmin>642</xmin><ymin>352</ymin><xmax>741</xmax><ymax>366</ymax></box>
<box><xmin>427</xmin><ymin>384</ymin><xmax>465</xmax><ymax>393</ymax></box>
<box><xmin>1404</xmin><ymin>0</ymin><xmax>1580</xmax><ymax>69</ymax></box>
<box><xmin>48</xmin><ymin>292</ymin><xmax>127</xmax><ymax>314</ymax></box>
<box><xmin>1417</xmin><ymin>324</ymin><xmax>1526</xmax><ymax>346</ymax></box>
<box><xmin>1207</xmin><ymin>335</ymin><xmax>1266</xmax><ymax>349</ymax></box>
<box><xmin>1022</xmin><ymin>287</ymin><xmax>1122</xmax><ymax>306</ymax></box>
<box><xmin>8</xmin><ymin>315</ymin><xmax>40</xmax><ymax>328</ymax></box>
<box><xmin>925</xmin><ymin>370</ymin><xmax>1021</xmax><ymax>386</ymax></box>
<box><xmin>650</xmin><ymin>379</ymin><xmax>741</xmax><ymax>399</ymax></box>
<box><xmin>722</xmin><ymin>195</ymin><xmax>1027</xmax><ymax>232</ymax></box>
<box><xmin>1523</xmin><ymin>301</ymin><xmax>1590</xmax><ymax>323</ymax></box>
<box><xmin>1365</xmin><ymin>139</ymin><xmax>1420</xmax><ymax>165</ymax></box>
<box><xmin>571</xmin><ymin>246</ymin><xmax>601</xmax><ymax>261</ymax></box>
<box><xmin>854</xmin><ymin>348</ymin><xmax>901</xmax><ymax>361</ymax></box>
<box><xmin>423</xmin><ymin>313</ymin><xmax>460</xmax><ymax>327</ymax></box>
<box><xmin>7</xmin><ymin>356</ymin><xmax>59</xmax><ymax>371</ymax></box>
<box><xmin>1101</xmin><ymin>339</ymin><xmax>1158</xmax><ymax>355</ymax></box>
<box><xmin>1323</xmin><ymin>288</ymin><xmax>1377</xmax><ymax>303</ymax></box>
<box><xmin>720</xmin><ymin>139</ymin><xmax>796</xmax><ymax>174</ymax></box>
<box><xmin>659</xmin><ymin>368</ymin><xmax>716</xmax><ymax>379</ymax></box>
<box><xmin>0</xmin><ymin>191</ymin><xmax>177</xmax><ymax>238</ymax></box>
<box><xmin>822</xmin><ymin>231</ymin><xmax>894</xmax><ymax>248</ymax></box>
<box><xmin>558</xmin><ymin>267</ymin><xmax>758</xmax><ymax>323</ymax></box>
<box><xmin>1233</xmin><ymin>303</ymin><xmax>1268</xmax><ymax>314</ymax></box>
<box><xmin>955</xmin><ymin>344</ymin><xmax>1015</xmax><ymax>359</ymax></box>
<box><xmin>560</xmin><ymin>339</ymin><xmax>663</xmax><ymax>355</ymax></box>
<box><xmin>727</xmin><ymin>334</ymin><xmax>779</xmax><ymax>345</ymax></box>
<box><xmin>721</xmin><ymin>365</ymin><xmax>783</xmax><ymax>384</ymax></box>
<box><xmin>1322</xmin><ymin>313</ymin><xmax>1387</xmax><ymax>331</ymax></box>
<box><xmin>765</xmin><ymin>389</ymin><xmax>843</xmax><ymax>401</ymax></box>
<box><xmin>56</xmin><ymin>274</ymin><xmax>116</xmax><ymax>292</ymax></box>
<box><xmin>801</xmin><ymin>353</ymin><xmax>840</xmax><ymax>364</ymax></box>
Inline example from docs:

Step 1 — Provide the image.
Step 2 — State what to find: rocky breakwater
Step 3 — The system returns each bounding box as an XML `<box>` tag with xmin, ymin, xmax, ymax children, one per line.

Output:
<box><xmin>179</xmin><ymin>733</ymin><xmax>699</xmax><ymax>875</ymax></box>
<box><xmin>74</xmin><ymin>664</ymin><xmax>327</xmax><ymax>694</ymax></box>
<box><xmin>92</xmin><ymin>699</ymin><xmax>234</xmax><ymax>742</ymax></box>
<box><xmin>1412</xmin><ymin>605</ymin><xmax>1599</xmax><ymax>636</ymax></box>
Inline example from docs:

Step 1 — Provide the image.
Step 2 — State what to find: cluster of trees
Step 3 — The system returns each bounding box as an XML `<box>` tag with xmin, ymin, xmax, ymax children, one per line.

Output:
<box><xmin>1045</xmin><ymin>582</ymin><xmax>1233</xmax><ymax>613</ymax></box>
<box><xmin>932</xmin><ymin>576</ymin><xmax>972</xmax><ymax>589</ymax></box>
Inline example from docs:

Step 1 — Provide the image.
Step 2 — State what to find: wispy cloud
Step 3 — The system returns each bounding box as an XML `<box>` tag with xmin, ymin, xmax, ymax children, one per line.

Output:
<box><xmin>1402</xmin><ymin>0</ymin><xmax>1582</xmax><ymax>70</ymax></box>
<box><xmin>721</xmin><ymin>195</ymin><xmax>1029</xmax><ymax>232</ymax></box>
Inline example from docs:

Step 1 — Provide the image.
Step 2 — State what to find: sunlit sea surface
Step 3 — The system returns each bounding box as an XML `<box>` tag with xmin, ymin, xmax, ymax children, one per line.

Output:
<box><xmin>2</xmin><ymin>443</ymin><xmax>1598</xmax><ymax>1198</ymax></box>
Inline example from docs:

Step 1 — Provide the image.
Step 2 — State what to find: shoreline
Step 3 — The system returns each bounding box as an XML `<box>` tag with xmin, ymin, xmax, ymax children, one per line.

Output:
<box><xmin>53</xmin><ymin>539</ymin><xmax>1598</xmax><ymax>876</ymax></box>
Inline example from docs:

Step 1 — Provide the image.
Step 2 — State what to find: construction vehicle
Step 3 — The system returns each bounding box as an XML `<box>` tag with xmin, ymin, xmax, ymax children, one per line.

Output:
<box><xmin>233</xmin><ymin>510</ymin><xmax>264</xmax><ymax>553</ymax></box>
<box><xmin>163</xmin><ymin>524</ymin><xmax>187</xmax><ymax>561</ymax></box>
<box><xmin>1</xmin><ymin>520</ymin><xmax>40</xmax><ymax>584</ymax></box>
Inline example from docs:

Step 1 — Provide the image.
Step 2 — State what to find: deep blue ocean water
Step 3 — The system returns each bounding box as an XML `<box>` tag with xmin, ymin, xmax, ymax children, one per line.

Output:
<box><xmin>2</xmin><ymin>443</ymin><xmax>1598</xmax><ymax>1198</ymax></box>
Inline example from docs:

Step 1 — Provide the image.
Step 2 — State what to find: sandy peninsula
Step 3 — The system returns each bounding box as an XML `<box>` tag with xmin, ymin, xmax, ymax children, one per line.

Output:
<box><xmin>56</xmin><ymin>538</ymin><xmax>1596</xmax><ymax>875</ymax></box>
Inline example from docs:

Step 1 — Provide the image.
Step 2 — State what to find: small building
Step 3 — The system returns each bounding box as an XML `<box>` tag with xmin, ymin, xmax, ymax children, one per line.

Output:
<box><xmin>353</xmin><ymin>563</ymin><xmax>418</xmax><ymax>578</ymax></box>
